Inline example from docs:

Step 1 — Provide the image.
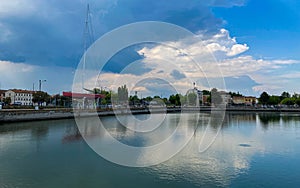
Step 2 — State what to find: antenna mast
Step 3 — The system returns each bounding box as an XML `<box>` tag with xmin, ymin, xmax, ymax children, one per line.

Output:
<box><xmin>82</xmin><ymin>4</ymin><xmax>94</xmax><ymax>91</ymax></box>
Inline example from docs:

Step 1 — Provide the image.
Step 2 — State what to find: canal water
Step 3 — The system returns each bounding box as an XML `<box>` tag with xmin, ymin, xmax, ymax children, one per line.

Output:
<box><xmin>0</xmin><ymin>112</ymin><xmax>300</xmax><ymax>187</ymax></box>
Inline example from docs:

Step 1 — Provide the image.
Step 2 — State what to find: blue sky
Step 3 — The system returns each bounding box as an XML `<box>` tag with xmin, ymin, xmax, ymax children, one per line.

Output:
<box><xmin>213</xmin><ymin>0</ymin><xmax>300</xmax><ymax>59</ymax></box>
<box><xmin>0</xmin><ymin>0</ymin><xmax>300</xmax><ymax>96</ymax></box>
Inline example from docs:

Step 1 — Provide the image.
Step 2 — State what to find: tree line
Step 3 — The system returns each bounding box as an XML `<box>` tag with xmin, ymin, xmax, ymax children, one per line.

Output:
<box><xmin>2</xmin><ymin>85</ymin><xmax>299</xmax><ymax>108</ymax></box>
<box><xmin>259</xmin><ymin>91</ymin><xmax>300</xmax><ymax>106</ymax></box>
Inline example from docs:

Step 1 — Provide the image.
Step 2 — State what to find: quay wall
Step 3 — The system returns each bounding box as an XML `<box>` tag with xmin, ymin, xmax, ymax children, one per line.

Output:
<box><xmin>1</xmin><ymin>107</ymin><xmax>300</xmax><ymax>123</ymax></box>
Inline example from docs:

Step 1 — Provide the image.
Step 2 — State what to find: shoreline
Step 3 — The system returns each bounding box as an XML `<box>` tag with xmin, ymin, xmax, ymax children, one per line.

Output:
<box><xmin>1</xmin><ymin>107</ymin><xmax>300</xmax><ymax>123</ymax></box>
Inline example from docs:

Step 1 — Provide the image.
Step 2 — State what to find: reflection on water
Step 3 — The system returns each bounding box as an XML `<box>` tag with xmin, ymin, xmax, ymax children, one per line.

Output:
<box><xmin>0</xmin><ymin>112</ymin><xmax>300</xmax><ymax>187</ymax></box>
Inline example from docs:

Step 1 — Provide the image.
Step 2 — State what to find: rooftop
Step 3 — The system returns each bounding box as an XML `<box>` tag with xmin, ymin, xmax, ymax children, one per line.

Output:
<box><xmin>9</xmin><ymin>89</ymin><xmax>34</xmax><ymax>94</ymax></box>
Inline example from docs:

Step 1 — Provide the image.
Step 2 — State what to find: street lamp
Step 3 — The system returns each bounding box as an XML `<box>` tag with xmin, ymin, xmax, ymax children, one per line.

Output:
<box><xmin>39</xmin><ymin>80</ymin><xmax>47</xmax><ymax>91</ymax></box>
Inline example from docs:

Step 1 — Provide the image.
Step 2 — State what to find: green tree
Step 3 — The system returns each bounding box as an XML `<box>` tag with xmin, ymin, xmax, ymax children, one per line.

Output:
<box><xmin>144</xmin><ymin>96</ymin><xmax>153</xmax><ymax>102</ymax></box>
<box><xmin>100</xmin><ymin>98</ymin><xmax>107</xmax><ymax>105</ymax></box>
<box><xmin>211</xmin><ymin>88</ymin><xmax>222</xmax><ymax>106</ymax></box>
<box><xmin>3</xmin><ymin>97</ymin><xmax>11</xmax><ymax>105</ymax></box>
<box><xmin>93</xmin><ymin>88</ymin><xmax>101</xmax><ymax>94</ymax></box>
<box><xmin>207</xmin><ymin>95</ymin><xmax>211</xmax><ymax>104</ymax></box>
<box><xmin>268</xmin><ymin>95</ymin><xmax>280</xmax><ymax>105</ymax></box>
<box><xmin>202</xmin><ymin>90</ymin><xmax>210</xmax><ymax>95</ymax></box>
<box><xmin>103</xmin><ymin>91</ymin><xmax>115</xmax><ymax>104</ymax></box>
<box><xmin>110</xmin><ymin>92</ymin><xmax>118</xmax><ymax>103</ymax></box>
<box><xmin>229</xmin><ymin>91</ymin><xmax>242</xmax><ymax>97</ymax></box>
<box><xmin>117</xmin><ymin>85</ymin><xmax>128</xmax><ymax>103</ymax></box>
<box><xmin>280</xmin><ymin>91</ymin><xmax>290</xmax><ymax>100</ymax></box>
<box><xmin>169</xmin><ymin>94</ymin><xmax>176</xmax><ymax>105</ymax></box>
<box><xmin>281</xmin><ymin>98</ymin><xmax>295</xmax><ymax>106</ymax></box>
<box><xmin>259</xmin><ymin>92</ymin><xmax>270</xmax><ymax>105</ymax></box>
<box><xmin>180</xmin><ymin>94</ymin><xmax>187</xmax><ymax>106</ymax></box>
<box><xmin>169</xmin><ymin>94</ymin><xmax>181</xmax><ymax>106</ymax></box>
<box><xmin>163</xmin><ymin>97</ymin><xmax>169</xmax><ymax>105</ymax></box>
<box><xmin>187</xmin><ymin>92</ymin><xmax>197</xmax><ymax>106</ymax></box>
<box><xmin>129</xmin><ymin>95</ymin><xmax>140</xmax><ymax>106</ymax></box>
<box><xmin>32</xmin><ymin>91</ymin><xmax>50</xmax><ymax>106</ymax></box>
<box><xmin>295</xmin><ymin>98</ymin><xmax>300</xmax><ymax>106</ymax></box>
<box><xmin>292</xmin><ymin>93</ymin><xmax>299</xmax><ymax>99</ymax></box>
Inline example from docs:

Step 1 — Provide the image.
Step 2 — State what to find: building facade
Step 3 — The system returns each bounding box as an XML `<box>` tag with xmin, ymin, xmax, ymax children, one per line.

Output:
<box><xmin>219</xmin><ymin>91</ymin><xmax>232</xmax><ymax>105</ymax></box>
<box><xmin>244</xmin><ymin>96</ymin><xmax>257</xmax><ymax>106</ymax></box>
<box><xmin>5</xmin><ymin>89</ymin><xmax>34</xmax><ymax>105</ymax></box>
<box><xmin>232</xmin><ymin>96</ymin><xmax>245</xmax><ymax>105</ymax></box>
<box><xmin>232</xmin><ymin>96</ymin><xmax>257</xmax><ymax>106</ymax></box>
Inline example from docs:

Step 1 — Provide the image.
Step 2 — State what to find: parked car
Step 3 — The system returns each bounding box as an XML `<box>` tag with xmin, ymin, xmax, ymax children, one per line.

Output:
<box><xmin>13</xmin><ymin>102</ymin><xmax>22</xmax><ymax>106</ymax></box>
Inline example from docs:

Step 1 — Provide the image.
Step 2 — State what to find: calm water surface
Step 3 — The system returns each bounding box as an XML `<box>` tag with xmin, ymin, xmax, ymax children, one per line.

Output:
<box><xmin>0</xmin><ymin>112</ymin><xmax>300</xmax><ymax>188</ymax></box>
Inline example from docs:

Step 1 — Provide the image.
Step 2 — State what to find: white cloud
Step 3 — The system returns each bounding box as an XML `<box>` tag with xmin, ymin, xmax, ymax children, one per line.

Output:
<box><xmin>130</xmin><ymin>29</ymin><xmax>300</xmax><ymax>95</ymax></box>
<box><xmin>279</xmin><ymin>71</ymin><xmax>300</xmax><ymax>79</ymax></box>
<box><xmin>226</xmin><ymin>44</ymin><xmax>249</xmax><ymax>56</ymax></box>
<box><xmin>271</xmin><ymin>59</ymin><xmax>299</xmax><ymax>65</ymax></box>
<box><xmin>0</xmin><ymin>60</ymin><xmax>35</xmax><ymax>73</ymax></box>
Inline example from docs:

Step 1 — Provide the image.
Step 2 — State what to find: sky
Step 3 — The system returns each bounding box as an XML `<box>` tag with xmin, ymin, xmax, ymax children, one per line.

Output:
<box><xmin>0</xmin><ymin>0</ymin><xmax>300</xmax><ymax>96</ymax></box>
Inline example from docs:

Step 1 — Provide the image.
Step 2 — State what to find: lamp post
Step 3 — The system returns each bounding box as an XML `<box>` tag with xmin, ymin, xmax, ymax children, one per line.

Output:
<box><xmin>39</xmin><ymin>80</ymin><xmax>47</xmax><ymax>91</ymax></box>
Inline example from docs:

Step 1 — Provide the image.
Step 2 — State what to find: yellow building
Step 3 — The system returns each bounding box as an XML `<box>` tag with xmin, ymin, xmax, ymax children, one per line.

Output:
<box><xmin>244</xmin><ymin>96</ymin><xmax>256</xmax><ymax>106</ymax></box>
<box><xmin>232</xmin><ymin>96</ymin><xmax>256</xmax><ymax>106</ymax></box>
<box><xmin>232</xmin><ymin>96</ymin><xmax>245</xmax><ymax>105</ymax></box>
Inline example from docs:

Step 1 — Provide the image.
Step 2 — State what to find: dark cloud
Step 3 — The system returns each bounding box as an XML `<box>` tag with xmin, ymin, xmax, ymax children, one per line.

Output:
<box><xmin>0</xmin><ymin>0</ymin><xmax>245</xmax><ymax>68</ymax></box>
<box><xmin>102</xmin><ymin>46</ymin><xmax>144</xmax><ymax>74</ymax></box>
<box><xmin>171</xmin><ymin>70</ymin><xmax>186</xmax><ymax>80</ymax></box>
<box><xmin>100</xmin><ymin>0</ymin><xmax>224</xmax><ymax>33</ymax></box>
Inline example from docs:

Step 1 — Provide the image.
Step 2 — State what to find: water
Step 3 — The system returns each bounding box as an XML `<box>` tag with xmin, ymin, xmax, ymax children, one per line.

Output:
<box><xmin>0</xmin><ymin>112</ymin><xmax>300</xmax><ymax>187</ymax></box>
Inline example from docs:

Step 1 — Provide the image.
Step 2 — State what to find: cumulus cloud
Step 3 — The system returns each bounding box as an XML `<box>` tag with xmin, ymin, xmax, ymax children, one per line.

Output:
<box><xmin>227</xmin><ymin>44</ymin><xmax>249</xmax><ymax>56</ymax></box>
<box><xmin>85</xmin><ymin>28</ymin><xmax>300</xmax><ymax>96</ymax></box>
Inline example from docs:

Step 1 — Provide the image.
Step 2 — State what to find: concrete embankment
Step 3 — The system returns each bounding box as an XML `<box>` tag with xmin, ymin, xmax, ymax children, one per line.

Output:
<box><xmin>0</xmin><ymin>107</ymin><xmax>184</xmax><ymax>123</ymax></box>
<box><xmin>0</xmin><ymin>109</ymin><xmax>74</xmax><ymax>123</ymax></box>
<box><xmin>1</xmin><ymin>107</ymin><xmax>300</xmax><ymax>123</ymax></box>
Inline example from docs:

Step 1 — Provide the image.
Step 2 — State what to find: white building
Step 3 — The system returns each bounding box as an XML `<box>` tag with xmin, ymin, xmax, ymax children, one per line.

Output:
<box><xmin>5</xmin><ymin>89</ymin><xmax>34</xmax><ymax>105</ymax></box>
<box><xmin>219</xmin><ymin>91</ymin><xmax>232</xmax><ymax>105</ymax></box>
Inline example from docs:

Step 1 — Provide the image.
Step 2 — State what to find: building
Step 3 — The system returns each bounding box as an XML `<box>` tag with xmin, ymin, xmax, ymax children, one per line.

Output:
<box><xmin>5</xmin><ymin>89</ymin><xmax>34</xmax><ymax>105</ymax></box>
<box><xmin>232</xmin><ymin>96</ymin><xmax>257</xmax><ymax>106</ymax></box>
<box><xmin>219</xmin><ymin>91</ymin><xmax>231</xmax><ymax>105</ymax></box>
<box><xmin>63</xmin><ymin>92</ymin><xmax>105</xmax><ymax>109</ymax></box>
<box><xmin>232</xmin><ymin>96</ymin><xmax>245</xmax><ymax>105</ymax></box>
<box><xmin>244</xmin><ymin>96</ymin><xmax>257</xmax><ymax>106</ymax></box>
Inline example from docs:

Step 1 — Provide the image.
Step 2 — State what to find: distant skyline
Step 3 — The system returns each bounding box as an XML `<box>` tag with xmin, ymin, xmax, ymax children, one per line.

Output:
<box><xmin>0</xmin><ymin>0</ymin><xmax>300</xmax><ymax>96</ymax></box>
